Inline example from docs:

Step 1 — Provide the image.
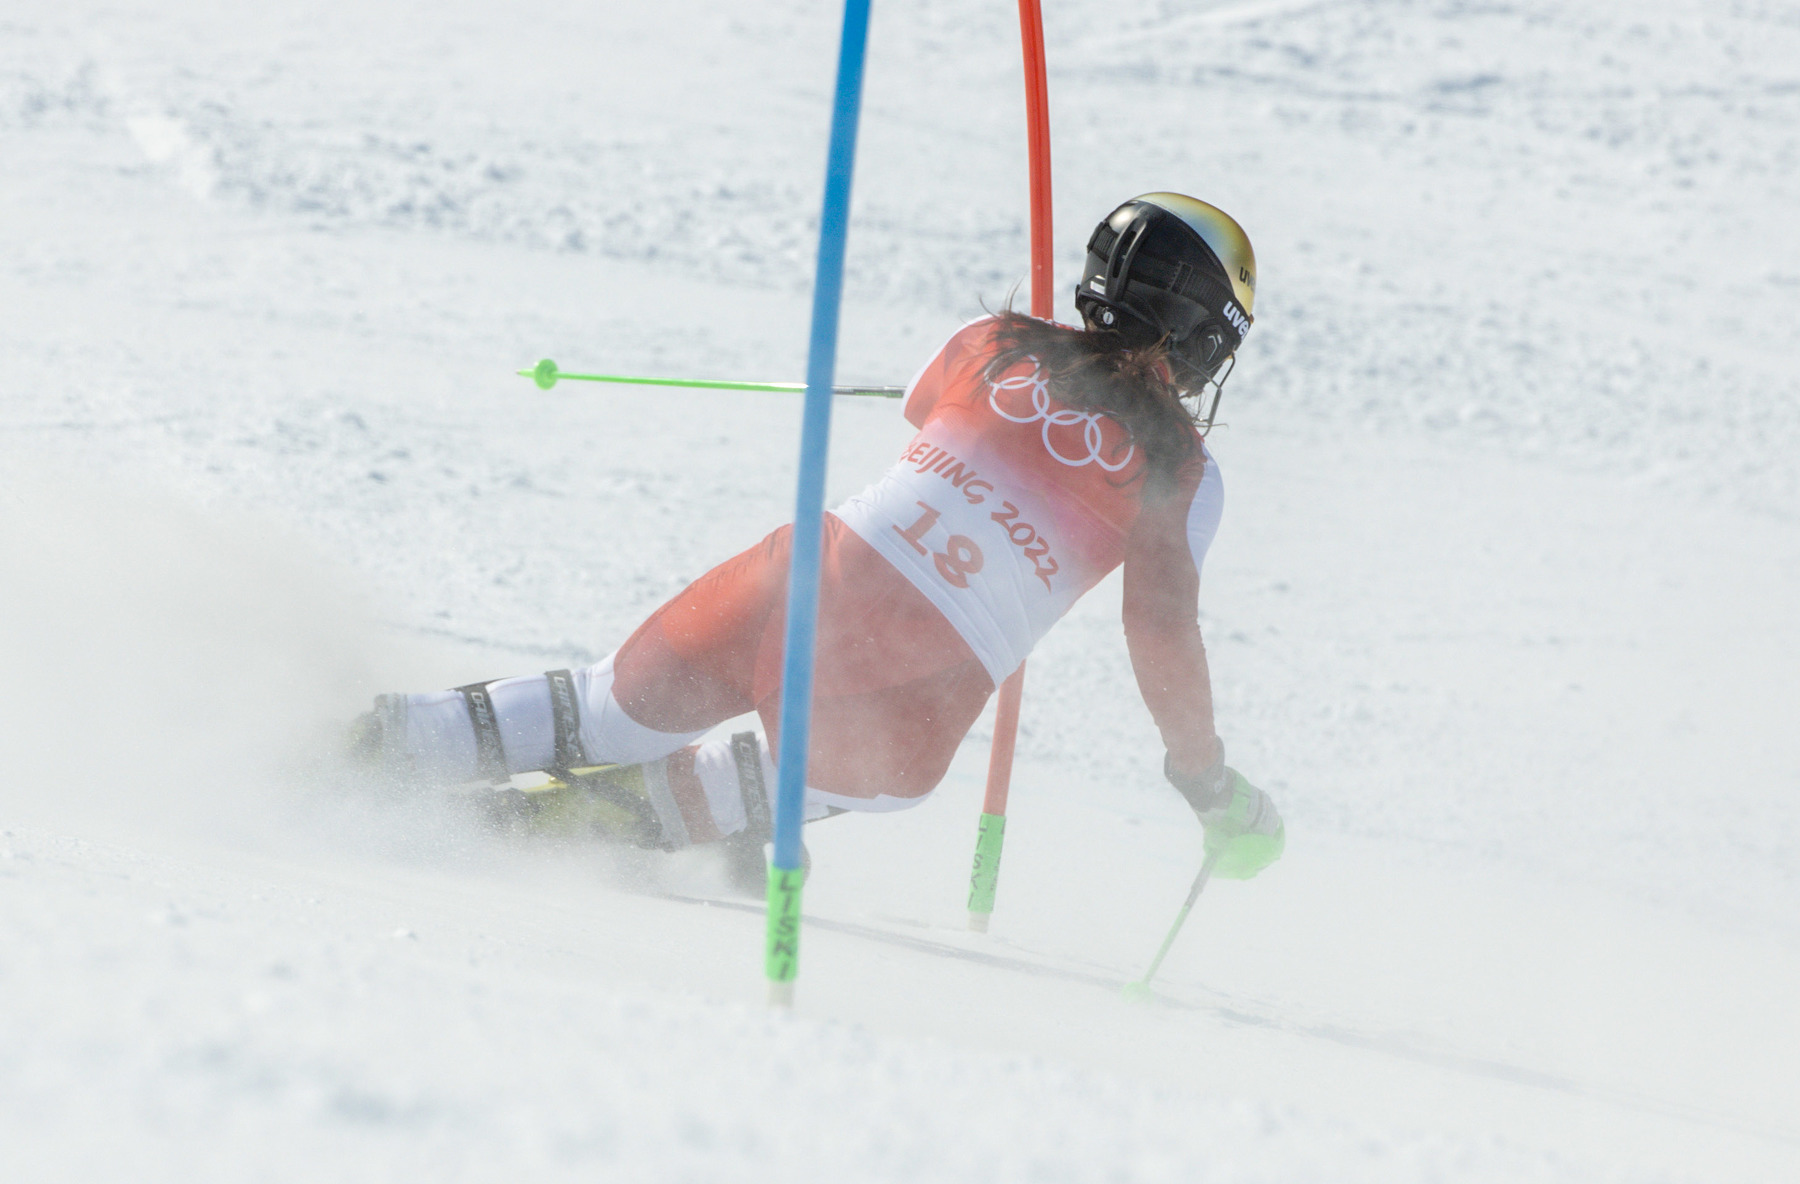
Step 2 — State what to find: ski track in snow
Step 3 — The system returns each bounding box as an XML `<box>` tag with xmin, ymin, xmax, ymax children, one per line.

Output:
<box><xmin>5</xmin><ymin>824</ymin><xmax>1639</xmax><ymax>1184</ymax></box>
<box><xmin>2</xmin><ymin>0</ymin><xmax>1798</xmax><ymax>1179</ymax></box>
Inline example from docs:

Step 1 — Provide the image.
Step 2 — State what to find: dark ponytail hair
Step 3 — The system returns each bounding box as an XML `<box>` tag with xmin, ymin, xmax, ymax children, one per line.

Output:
<box><xmin>980</xmin><ymin>308</ymin><xmax>1200</xmax><ymax>495</ymax></box>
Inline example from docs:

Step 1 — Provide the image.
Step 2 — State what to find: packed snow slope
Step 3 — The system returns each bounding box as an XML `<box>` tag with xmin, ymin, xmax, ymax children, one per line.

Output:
<box><xmin>3</xmin><ymin>0</ymin><xmax>1798</xmax><ymax>1180</ymax></box>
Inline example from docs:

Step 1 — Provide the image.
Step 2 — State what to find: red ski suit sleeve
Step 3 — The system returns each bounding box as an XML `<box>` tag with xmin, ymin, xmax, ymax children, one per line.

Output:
<box><xmin>1121</xmin><ymin>449</ymin><xmax>1222</xmax><ymax>775</ymax></box>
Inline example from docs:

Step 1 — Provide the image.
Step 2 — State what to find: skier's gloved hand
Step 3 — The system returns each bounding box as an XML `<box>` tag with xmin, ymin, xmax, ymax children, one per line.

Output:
<box><xmin>1164</xmin><ymin>743</ymin><xmax>1285</xmax><ymax>880</ymax></box>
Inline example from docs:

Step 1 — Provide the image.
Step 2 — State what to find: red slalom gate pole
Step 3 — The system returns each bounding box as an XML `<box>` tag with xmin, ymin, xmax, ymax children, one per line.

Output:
<box><xmin>967</xmin><ymin>0</ymin><xmax>1054</xmax><ymax>932</ymax></box>
<box><xmin>1018</xmin><ymin>0</ymin><xmax>1055</xmax><ymax>321</ymax></box>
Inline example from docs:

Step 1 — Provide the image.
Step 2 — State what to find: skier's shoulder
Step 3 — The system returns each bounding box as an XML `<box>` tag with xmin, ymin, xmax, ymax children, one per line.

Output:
<box><xmin>1132</xmin><ymin>434</ymin><xmax>1222</xmax><ymax>539</ymax></box>
<box><xmin>1148</xmin><ymin>416</ymin><xmax>1212</xmax><ymax>477</ymax></box>
<box><xmin>1176</xmin><ymin>434</ymin><xmax>1223</xmax><ymax>519</ymax></box>
<box><xmin>906</xmin><ymin>316</ymin><xmax>994</xmax><ymax>425</ymax></box>
<box><xmin>1185</xmin><ymin>433</ymin><xmax>1220</xmax><ymax>489</ymax></box>
<box><xmin>905</xmin><ymin>316</ymin><xmax>1004</xmax><ymax>426</ymax></box>
<box><xmin>936</xmin><ymin>312</ymin><xmax>1101</xmax><ymax>387</ymax></box>
<box><xmin>943</xmin><ymin>313</ymin><xmax>1003</xmax><ymax>362</ymax></box>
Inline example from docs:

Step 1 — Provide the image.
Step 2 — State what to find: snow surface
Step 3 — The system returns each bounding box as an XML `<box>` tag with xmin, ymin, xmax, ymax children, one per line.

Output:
<box><xmin>3</xmin><ymin>0</ymin><xmax>1799</xmax><ymax>1179</ymax></box>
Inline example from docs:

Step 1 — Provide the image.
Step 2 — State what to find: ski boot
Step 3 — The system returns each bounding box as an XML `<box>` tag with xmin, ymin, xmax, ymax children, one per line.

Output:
<box><xmin>348</xmin><ymin>681</ymin><xmax>801</xmax><ymax>893</ymax></box>
<box><xmin>480</xmin><ymin>762</ymin><xmax>682</xmax><ymax>849</ymax></box>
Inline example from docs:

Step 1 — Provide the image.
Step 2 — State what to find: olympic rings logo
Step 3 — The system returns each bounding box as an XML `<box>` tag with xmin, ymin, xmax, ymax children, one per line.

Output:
<box><xmin>987</xmin><ymin>366</ymin><xmax>1135</xmax><ymax>472</ymax></box>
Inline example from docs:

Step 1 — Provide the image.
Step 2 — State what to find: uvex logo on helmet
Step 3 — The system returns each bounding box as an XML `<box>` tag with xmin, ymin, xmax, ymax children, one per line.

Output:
<box><xmin>1222</xmin><ymin>300</ymin><xmax>1251</xmax><ymax>341</ymax></box>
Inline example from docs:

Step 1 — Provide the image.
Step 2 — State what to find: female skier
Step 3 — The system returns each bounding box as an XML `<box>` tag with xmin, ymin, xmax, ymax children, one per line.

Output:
<box><xmin>353</xmin><ymin>192</ymin><xmax>1283</xmax><ymax>885</ymax></box>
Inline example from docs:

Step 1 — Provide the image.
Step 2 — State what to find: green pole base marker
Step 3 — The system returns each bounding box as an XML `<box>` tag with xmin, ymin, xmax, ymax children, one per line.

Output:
<box><xmin>966</xmin><ymin>811</ymin><xmax>1007</xmax><ymax>929</ymax></box>
<box><xmin>765</xmin><ymin>865</ymin><xmax>805</xmax><ymax>1007</ymax></box>
<box><xmin>527</xmin><ymin>358</ymin><xmax>560</xmax><ymax>390</ymax></box>
<box><xmin>1119</xmin><ymin>981</ymin><xmax>1155</xmax><ymax>1003</ymax></box>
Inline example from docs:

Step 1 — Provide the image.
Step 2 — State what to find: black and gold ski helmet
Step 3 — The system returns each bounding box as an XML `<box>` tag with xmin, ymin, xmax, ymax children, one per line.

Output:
<box><xmin>1075</xmin><ymin>192</ymin><xmax>1256</xmax><ymax>385</ymax></box>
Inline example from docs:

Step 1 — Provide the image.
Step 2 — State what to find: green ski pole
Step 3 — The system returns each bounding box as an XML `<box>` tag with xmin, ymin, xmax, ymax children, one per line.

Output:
<box><xmin>1121</xmin><ymin>848</ymin><xmax>1220</xmax><ymax>1001</ymax></box>
<box><xmin>518</xmin><ymin>358</ymin><xmax>902</xmax><ymax>399</ymax></box>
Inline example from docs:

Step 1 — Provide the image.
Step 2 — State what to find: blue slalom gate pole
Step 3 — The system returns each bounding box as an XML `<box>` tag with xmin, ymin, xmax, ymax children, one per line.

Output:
<box><xmin>765</xmin><ymin>0</ymin><xmax>874</xmax><ymax>1008</ymax></box>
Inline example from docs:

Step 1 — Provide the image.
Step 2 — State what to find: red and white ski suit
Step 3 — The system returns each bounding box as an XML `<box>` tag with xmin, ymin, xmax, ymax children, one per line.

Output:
<box><xmin>403</xmin><ymin>318</ymin><xmax>1223</xmax><ymax>840</ymax></box>
<box><xmin>609</xmin><ymin>317</ymin><xmax>1224</xmax><ymax>822</ymax></box>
